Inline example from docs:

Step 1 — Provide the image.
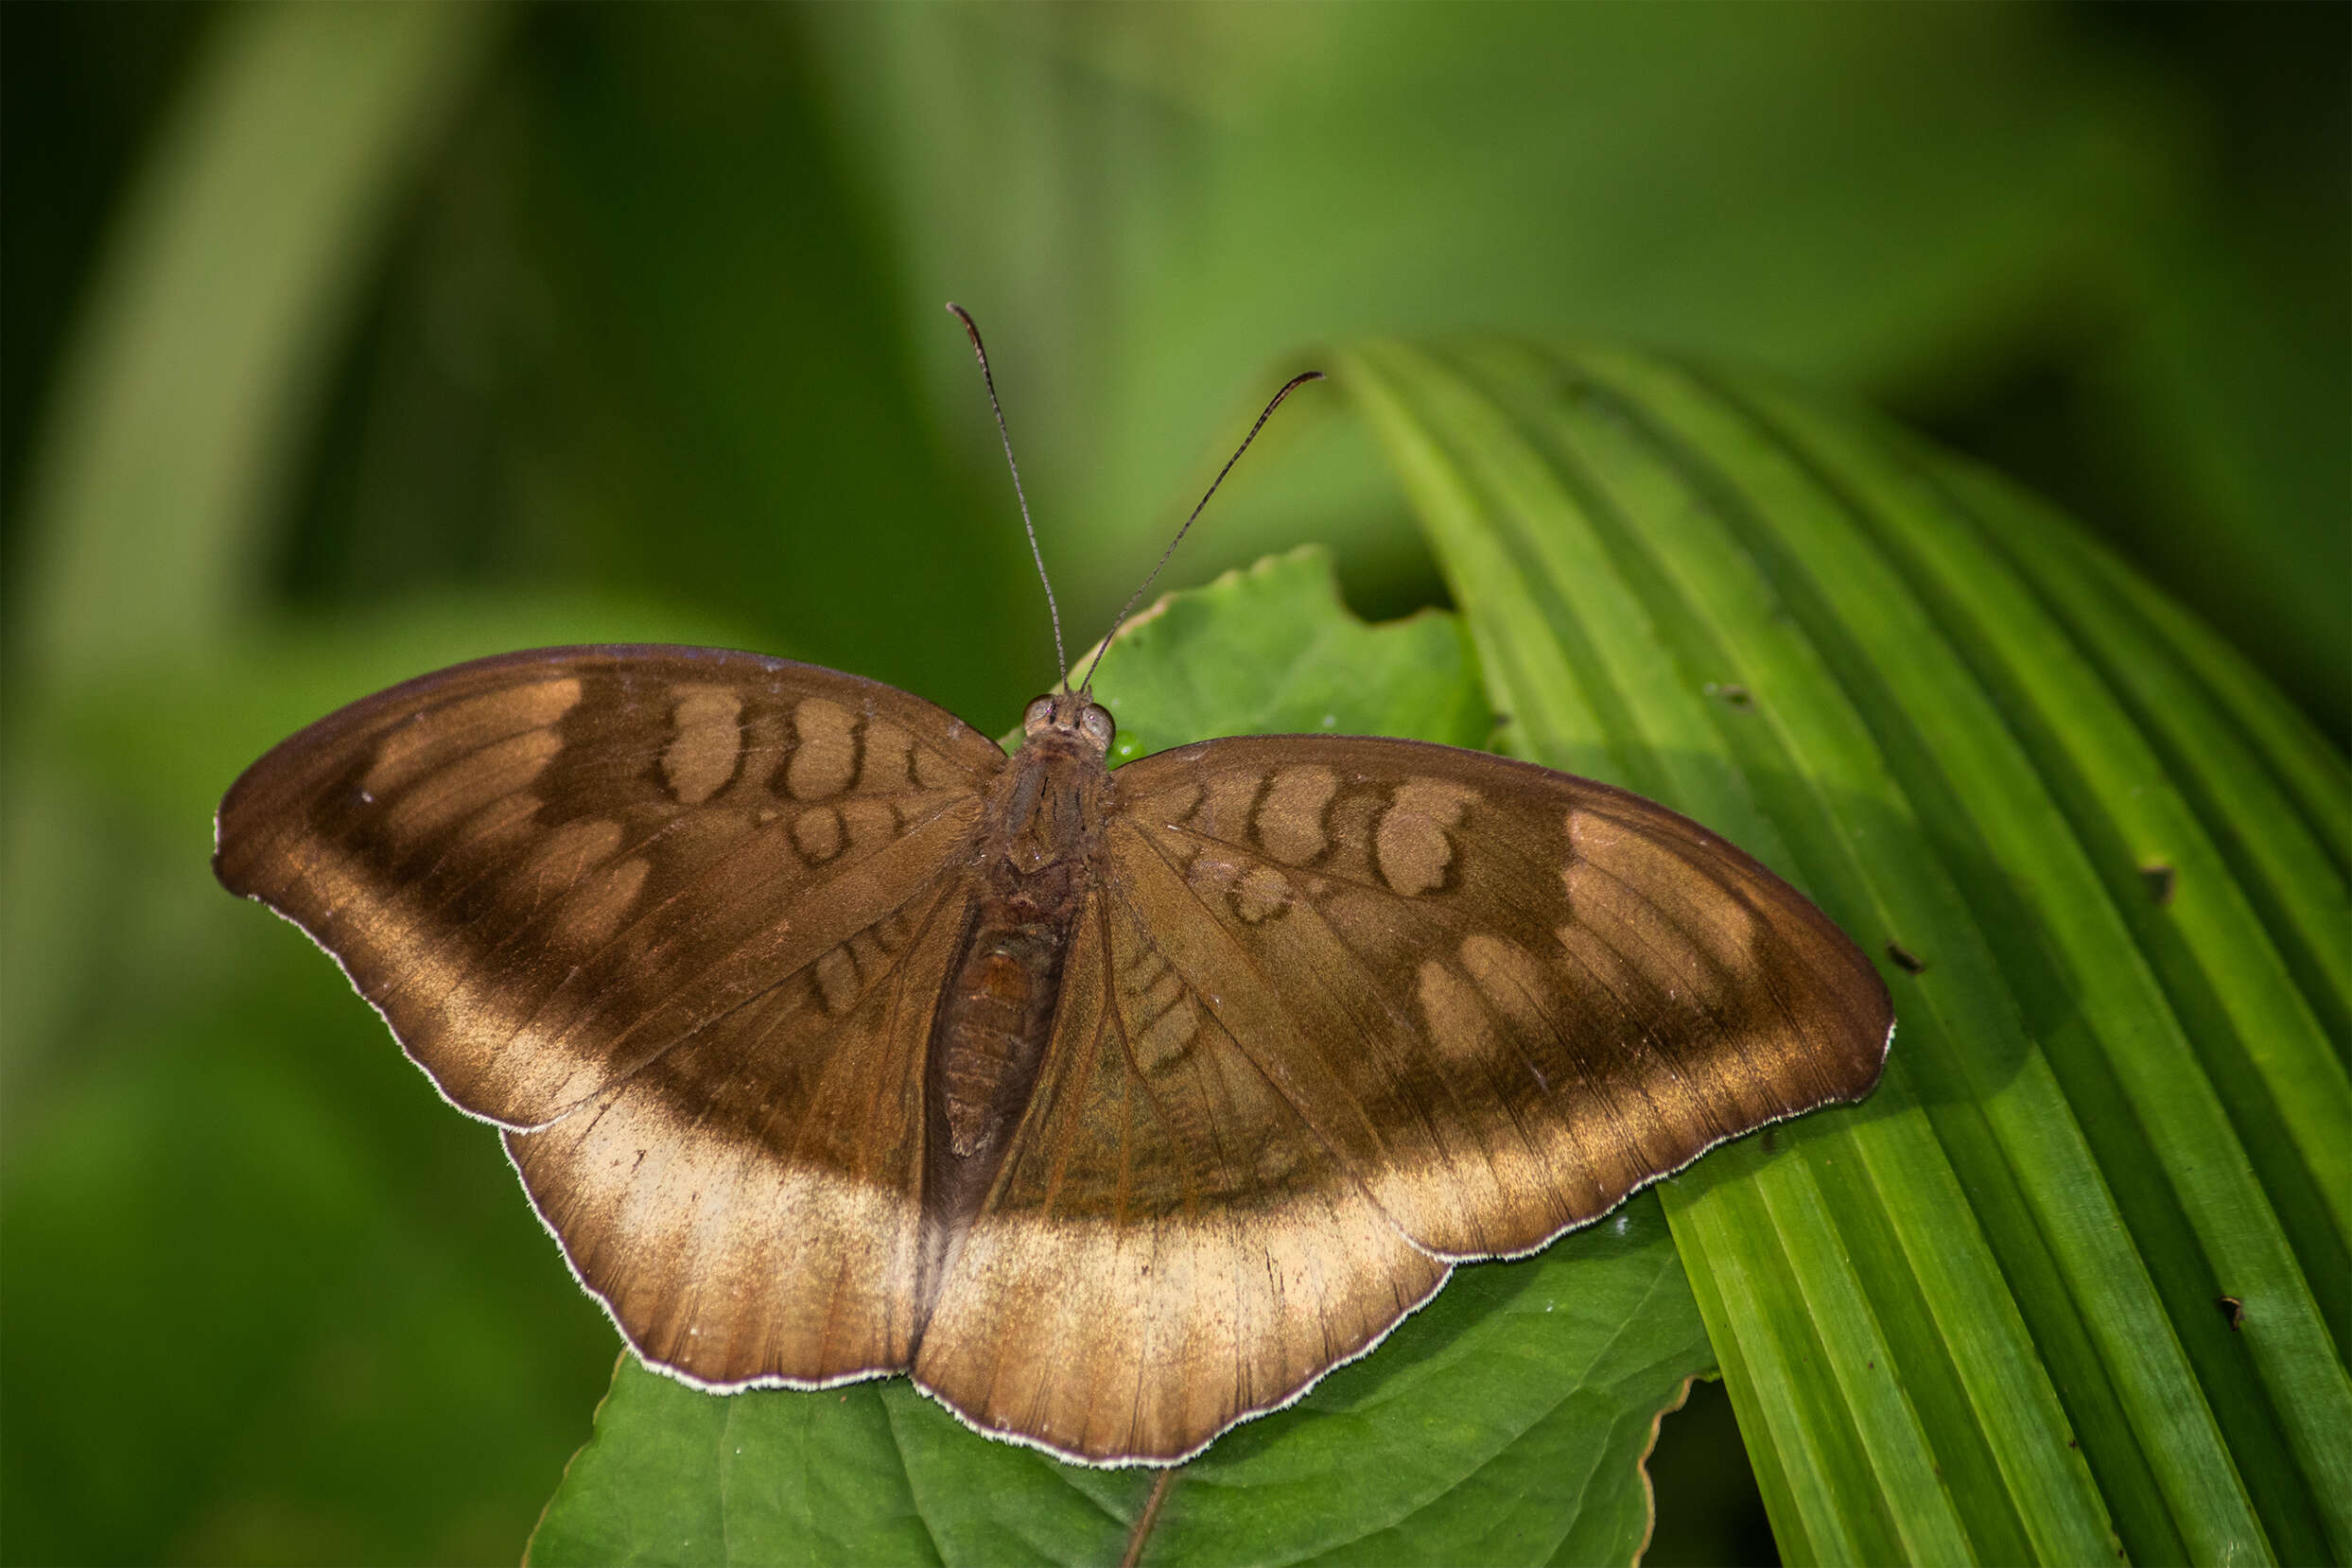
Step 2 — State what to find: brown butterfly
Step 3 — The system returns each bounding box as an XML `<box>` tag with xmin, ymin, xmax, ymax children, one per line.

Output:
<box><xmin>215</xmin><ymin>311</ymin><xmax>1890</xmax><ymax>1465</ymax></box>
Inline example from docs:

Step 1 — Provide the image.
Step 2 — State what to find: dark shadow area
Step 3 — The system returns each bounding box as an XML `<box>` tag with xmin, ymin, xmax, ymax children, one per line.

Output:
<box><xmin>1643</xmin><ymin>1377</ymin><xmax>1779</xmax><ymax>1568</ymax></box>
<box><xmin>1895</xmin><ymin>0</ymin><xmax>2351</xmax><ymax>746</ymax></box>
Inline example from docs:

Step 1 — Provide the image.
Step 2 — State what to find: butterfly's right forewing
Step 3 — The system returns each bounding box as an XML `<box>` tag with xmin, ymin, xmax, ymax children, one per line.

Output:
<box><xmin>1102</xmin><ymin>734</ymin><xmax>1892</xmax><ymax>1267</ymax></box>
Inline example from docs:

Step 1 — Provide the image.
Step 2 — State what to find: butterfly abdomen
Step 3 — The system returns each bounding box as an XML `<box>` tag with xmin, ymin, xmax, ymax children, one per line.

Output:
<box><xmin>934</xmin><ymin>916</ymin><xmax>1067</xmax><ymax>1162</ymax></box>
<box><xmin>915</xmin><ymin>729</ymin><xmax>1112</xmax><ymax>1319</ymax></box>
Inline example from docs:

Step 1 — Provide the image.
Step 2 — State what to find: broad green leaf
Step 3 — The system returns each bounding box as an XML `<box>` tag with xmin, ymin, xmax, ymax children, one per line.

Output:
<box><xmin>1079</xmin><ymin>547</ymin><xmax>1497</xmax><ymax>764</ymax></box>
<box><xmin>1340</xmin><ymin>338</ymin><xmax>2350</xmax><ymax>1564</ymax></box>
<box><xmin>528</xmin><ymin>549</ymin><xmax>1715</xmax><ymax>1568</ymax></box>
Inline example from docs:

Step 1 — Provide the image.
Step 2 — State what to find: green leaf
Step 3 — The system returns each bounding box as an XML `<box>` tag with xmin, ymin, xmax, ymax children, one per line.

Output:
<box><xmin>1339</xmin><ymin>338</ymin><xmax>2350</xmax><ymax>1563</ymax></box>
<box><xmin>528</xmin><ymin>549</ymin><xmax>1714</xmax><ymax>1568</ymax></box>
<box><xmin>1082</xmin><ymin>547</ymin><xmax>1496</xmax><ymax>763</ymax></box>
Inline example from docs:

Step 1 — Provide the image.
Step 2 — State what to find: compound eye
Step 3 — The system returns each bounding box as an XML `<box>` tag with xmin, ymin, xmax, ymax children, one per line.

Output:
<box><xmin>1022</xmin><ymin>696</ymin><xmax>1056</xmax><ymax>735</ymax></box>
<box><xmin>1079</xmin><ymin>704</ymin><xmax>1115</xmax><ymax>751</ymax></box>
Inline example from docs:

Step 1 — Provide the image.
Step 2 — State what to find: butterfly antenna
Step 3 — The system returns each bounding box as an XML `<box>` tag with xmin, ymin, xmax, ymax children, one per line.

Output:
<box><xmin>948</xmin><ymin>303</ymin><xmax>1068</xmax><ymax>688</ymax></box>
<box><xmin>1076</xmin><ymin>368</ymin><xmax>1324</xmax><ymax>693</ymax></box>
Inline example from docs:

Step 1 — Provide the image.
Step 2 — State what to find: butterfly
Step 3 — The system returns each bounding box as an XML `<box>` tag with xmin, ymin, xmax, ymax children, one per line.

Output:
<box><xmin>214</xmin><ymin>310</ymin><xmax>1891</xmax><ymax>1466</ymax></box>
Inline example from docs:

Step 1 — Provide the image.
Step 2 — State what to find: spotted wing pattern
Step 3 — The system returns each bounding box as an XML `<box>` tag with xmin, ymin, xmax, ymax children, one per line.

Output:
<box><xmin>216</xmin><ymin>646</ymin><xmax>1004</xmax><ymax>1130</ymax></box>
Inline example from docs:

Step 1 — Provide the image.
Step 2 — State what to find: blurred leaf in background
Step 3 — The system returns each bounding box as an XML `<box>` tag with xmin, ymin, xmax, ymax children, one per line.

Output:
<box><xmin>2</xmin><ymin>5</ymin><xmax>2342</xmax><ymax>1565</ymax></box>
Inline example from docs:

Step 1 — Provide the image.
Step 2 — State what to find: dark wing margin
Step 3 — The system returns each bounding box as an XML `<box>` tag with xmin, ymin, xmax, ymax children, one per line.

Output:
<box><xmin>214</xmin><ymin>645</ymin><xmax>1004</xmax><ymax>1129</ymax></box>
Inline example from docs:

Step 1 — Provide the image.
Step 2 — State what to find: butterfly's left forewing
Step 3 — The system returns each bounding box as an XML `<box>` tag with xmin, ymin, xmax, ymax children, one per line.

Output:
<box><xmin>216</xmin><ymin>645</ymin><xmax>1011</xmax><ymax>1388</ymax></box>
<box><xmin>215</xmin><ymin>646</ymin><xmax>1005</xmax><ymax>1130</ymax></box>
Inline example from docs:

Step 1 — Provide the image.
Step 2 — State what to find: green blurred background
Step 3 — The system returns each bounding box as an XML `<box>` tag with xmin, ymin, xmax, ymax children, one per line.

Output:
<box><xmin>2</xmin><ymin>5</ymin><xmax>2342</xmax><ymax>1564</ymax></box>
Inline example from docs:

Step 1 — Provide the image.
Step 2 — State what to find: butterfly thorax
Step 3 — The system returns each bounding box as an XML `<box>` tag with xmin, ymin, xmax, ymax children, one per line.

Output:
<box><xmin>918</xmin><ymin>694</ymin><xmax>1117</xmax><ymax>1300</ymax></box>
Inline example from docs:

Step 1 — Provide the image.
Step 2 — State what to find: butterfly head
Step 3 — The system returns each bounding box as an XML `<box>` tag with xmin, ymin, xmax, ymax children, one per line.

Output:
<box><xmin>1022</xmin><ymin>691</ymin><xmax>1115</xmax><ymax>759</ymax></box>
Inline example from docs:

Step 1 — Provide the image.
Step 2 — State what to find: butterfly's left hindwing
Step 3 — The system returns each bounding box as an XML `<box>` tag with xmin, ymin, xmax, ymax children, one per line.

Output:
<box><xmin>214</xmin><ymin>646</ymin><xmax>1006</xmax><ymax>1130</ymax></box>
<box><xmin>504</xmin><ymin>864</ymin><xmax>978</xmax><ymax>1387</ymax></box>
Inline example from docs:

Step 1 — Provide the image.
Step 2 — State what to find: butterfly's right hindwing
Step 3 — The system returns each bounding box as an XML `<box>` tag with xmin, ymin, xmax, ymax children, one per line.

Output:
<box><xmin>214</xmin><ymin>646</ymin><xmax>1004</xmax><ymax>1129</ymax></box>
<box><xmin>910</xmin><ymin>878</ymin><xmax>1449</xmax><ymax>1462</ymax></box>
